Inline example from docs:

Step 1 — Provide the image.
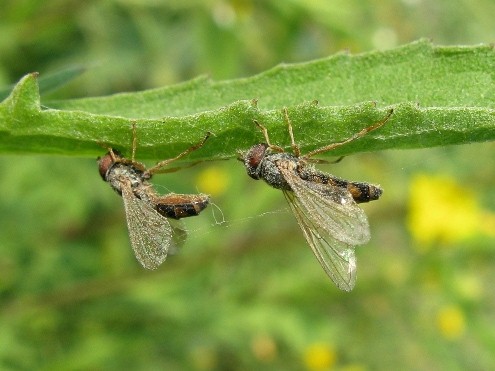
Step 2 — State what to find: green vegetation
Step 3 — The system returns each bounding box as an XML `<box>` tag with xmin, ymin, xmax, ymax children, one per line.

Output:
<box><xmin>1</xmin><ymin>40</ymin><xmax>495</xmax><ymax>159</ymax></box>
<box><xmin>1</xmin><ymin>1</ymin><xmax>495</xmax><ymax>370</ymax></box>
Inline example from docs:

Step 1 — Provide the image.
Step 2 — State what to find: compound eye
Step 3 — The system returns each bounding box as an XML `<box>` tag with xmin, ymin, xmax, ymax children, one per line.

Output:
<box><xmin>98</xmin><ymin>153</ymin><xmax>115</xmax><ymax>180</ymax></box>
<box><xmin>97</xmin><ymin>149</ymin><xmax>123</xmax><ymax>180</ymax></box>
<box><xmin>244</xmin><ymin>143</ymin><xmax>268</xmax><ymax>179</ymax></box>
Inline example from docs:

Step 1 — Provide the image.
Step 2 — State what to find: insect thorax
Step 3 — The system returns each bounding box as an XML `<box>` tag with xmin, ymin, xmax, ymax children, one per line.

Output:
<box><xmin>106</xmin><ymin>163</ymin><xmax>147</xmax><ymax>195</ymax></box>
<box><xmin>259</xmin><ymin>152</ymin><xmax>297</xmax><ymax>190</ymax></box>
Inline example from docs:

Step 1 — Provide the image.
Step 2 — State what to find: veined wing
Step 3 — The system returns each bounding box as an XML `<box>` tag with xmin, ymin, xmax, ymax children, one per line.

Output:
<box><xmin>279</xmin><ymin>166</ymin><xmax>370</xmax><ymax>245</ymax></box>
<box><xmin>169</xmin><ymin>219</ymin><xmax>187</xmax><ymax>255</ymax></box>
<box><xmin>121</xmin><ymin>182</ymin><xmax>172</xmax><ymax>270</ymax></box>
<box><xmin>283</xmin><ymin>190</ymin><xmax>357</xmax><ymax>291</ymax></box>
<box><xmin>278</xmin><ymin>166</ymin><xmax>371</xmax><ymax>291</ymax></box>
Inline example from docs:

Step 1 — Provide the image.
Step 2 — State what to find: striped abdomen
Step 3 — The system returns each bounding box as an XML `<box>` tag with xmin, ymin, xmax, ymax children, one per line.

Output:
<box><xmin>154</xmin><ymin>194</ymin><xmax>210</xmax><ymax>219</ymax></box>
<box><xmin>300</xmin><ymin>168</ymin><xmax>382</xmax><ymax>204</ymax></box>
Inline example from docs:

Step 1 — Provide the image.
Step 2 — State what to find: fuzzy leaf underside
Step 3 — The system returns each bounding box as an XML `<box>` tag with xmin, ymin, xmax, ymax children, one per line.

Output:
<box><xmin>0</xmin><ymin>39</ymin><xmax>494</xmax><ymax>160</ymax></box>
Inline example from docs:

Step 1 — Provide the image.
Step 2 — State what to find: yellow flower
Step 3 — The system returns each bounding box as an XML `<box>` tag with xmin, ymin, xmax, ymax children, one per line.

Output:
<box><xmin>303</xmin><ymin>343</ymin><xmax>337</xmax><ymax>370</ymax></box>
<box><xmin>196</xmin><ymin>166</ymin><xmax>230</xmax><ymax>197</ymax></box>
<box><xmin>436</xmin><ymin>305</ymin><xmax>466</xmax><ymax>340</ymax></box>
<box><xmin>480</xmin><ymin>212</ymin><xmax>495</xmax><ymax>237</ymax></box>
<box><xmin>407</xmin><ymin>174</ymin><xmax>482</xmax><ymax>247</ymax></box>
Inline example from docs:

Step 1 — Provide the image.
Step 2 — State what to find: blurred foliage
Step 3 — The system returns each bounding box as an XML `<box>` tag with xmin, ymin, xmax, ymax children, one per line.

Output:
<box><xmin>1</xmin><ymin>0</ymin><xmax>495</xmax><ymax>370</ymax></box>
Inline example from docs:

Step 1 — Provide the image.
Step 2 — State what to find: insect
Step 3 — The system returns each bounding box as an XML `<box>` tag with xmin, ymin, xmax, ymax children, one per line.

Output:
<box><xmin>240</xmin><ymin>108</ymin><xmax>393</xmax><ymax>291</ymax></box>
<box><xmin>98</xmin><ymin>125</ymin><xmax>211</xmax><ymax>270</ymax></box>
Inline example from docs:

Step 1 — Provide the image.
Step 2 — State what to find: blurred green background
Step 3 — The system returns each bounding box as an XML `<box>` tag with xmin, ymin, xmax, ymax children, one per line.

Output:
<box><xmin>1</xmin><ymin>1</ymin><xmax>495</xmax><ymax>370</ymax></box>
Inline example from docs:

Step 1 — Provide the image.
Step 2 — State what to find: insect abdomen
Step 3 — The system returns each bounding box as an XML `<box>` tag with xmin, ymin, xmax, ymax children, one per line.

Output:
<box><xmin>346</xmin><ymin>182</ymin><xmax>382</xmax><ymax>203</ymax></box>
<box><xmin>154</xmin><ymin>194</ymin><xmax>210</xmax><ymax>220</ymax></box>
<box><xmin>301</xmin><ymin>170</ymin><xmax>382</xmax><ymax>203</ymax></box>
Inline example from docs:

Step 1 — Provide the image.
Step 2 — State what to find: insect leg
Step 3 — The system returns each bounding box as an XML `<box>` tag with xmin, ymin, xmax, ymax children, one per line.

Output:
<box><xmin>283</xmin><ymin>108</ymin><xmax>301</xmax><ymax>157</ymax></box>
<box><xmin>147</xmin><ymin>132</ymin><xmax>211</xmax><ymax>174</ymax></box>
<box><xmin>253</xmin><ymin>119</ymin><xmax>284</xmax><ymax>153</ymax></box>
<box><xmin>131</xmin><ymin>121</ymin><xmax>138</xmax><ymax>162</ymax></box>
<box><xmin>303</xmin><ymin>109</ymin><xmax>393</xmax><ymax>160</ymax></box>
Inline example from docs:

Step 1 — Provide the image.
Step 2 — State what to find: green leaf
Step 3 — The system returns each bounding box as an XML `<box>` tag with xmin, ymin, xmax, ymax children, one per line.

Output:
<box><xmin>0</xmin><ymin>66</ymin><xmax>86</xmax><ymax>102</ymax></box>
<box><xmin>0</xmin><ymin>39</ymin><xmax>494</xmax><ymax>160</ymax></box>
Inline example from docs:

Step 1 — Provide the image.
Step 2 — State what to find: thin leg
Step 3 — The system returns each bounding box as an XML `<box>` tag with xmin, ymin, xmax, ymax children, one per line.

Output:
<box><xmin>108</xmin><ymin>147</ymin><xmax>118</xmax><ymax>162</ymax></box>
<box><xmin>147</xmin><ymin>132</ymin><xmax>211</xmax><ymax>174</ymax></box>
<box><xmin>283</xmin><ymin>108</ymin><xmax>300</xmax><ymax>157</ymax></box>
<box><xmin>96</xmin><ymin>140</ymin><xmax>120</xmax><ymax>162</ymax></box>
<box><xmin>131</xmin><ymin>122</ymin><xmax>137</xmax><ymax>162</ymax></box>
<box><xmin>254</xmin><ymin>120</ymin><xmax>284</xmax><ymax>153</ymax></box>
<box><xmin>146</xmin><ymin>161</ymin><xmax>204</xmax><ymax>174</ymax></box>
<box><xmin>331</xmin><ymin>156</ymin><xmax>345</xmax><ymax>164</ymax></box>
<box><xmin>303</xmin><ymin>109</ymin><xmax>393</xmax><ymax>160</ymax></box>
<box><xmin>307</xmin><ymin>155</ymin><xmax>345</xmax><ymax>165</ymax></box>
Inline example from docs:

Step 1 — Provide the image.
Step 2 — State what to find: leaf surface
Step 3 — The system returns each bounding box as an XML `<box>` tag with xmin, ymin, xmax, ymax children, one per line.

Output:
<box><xmin>0</xmin><ymin>40</ymin><xmax>494</xmax><ymax>160</ymax></box>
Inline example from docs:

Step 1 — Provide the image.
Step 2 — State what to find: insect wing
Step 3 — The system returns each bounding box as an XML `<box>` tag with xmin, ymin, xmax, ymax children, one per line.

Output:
<box><xmin>169</xmin><ymin>219</ymin><xmax>187</xmax><ymax>255</ymax></box>
<box><xmin>279</xmin><ymin>166</ymin><xmax>370</xmax><ymax>245</ymax></box>
<box><xmin>121</xmin><ymin>183</ymin><xmax>172</xmax><ymax>270</ymax></box>
<box><xmin>283</xmin><ymin>190</ymin><xmax>357</xmax><ymax>291</ymax></box>
<box><xmin>278</xmin><ymin>166</ymin><xmax>370</xmax><ymax>291</ymax></box>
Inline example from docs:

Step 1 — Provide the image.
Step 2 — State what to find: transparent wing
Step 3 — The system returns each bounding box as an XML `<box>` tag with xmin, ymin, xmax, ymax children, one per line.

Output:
<box><xmin>121</xmin><ymin>183</ymin><xmax>172</xmax><ymax>270</ymax></box>
<box><xmin>283</xmin><ymin>190</ymin><xmax>357</xmax><ymax>291</ymax></box>
<box><xmin>278</xmin><ymin>166</ymin><xmax>371</xmax><ymax>291</ymax></box>
<box><xmin>279</xmin><ymin>167</ymin><xmax>370</xmax><ymax>245</ymax></box>
<box><xmin>168</xmin><ymin>219</ymin><xmax>187</xmax><ymax>255</ymax></box>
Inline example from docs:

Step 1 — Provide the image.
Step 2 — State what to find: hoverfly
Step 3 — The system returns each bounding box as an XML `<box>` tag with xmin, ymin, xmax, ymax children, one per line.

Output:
<box><xmin>98</xmin><ymin>125</ymin><xmax>210</xmax><ymax>270</ymax></box>
<box><xmin>240</xmin><ymin>108</ymin><xmax>392</xmax><ymax>291</ymax></box>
